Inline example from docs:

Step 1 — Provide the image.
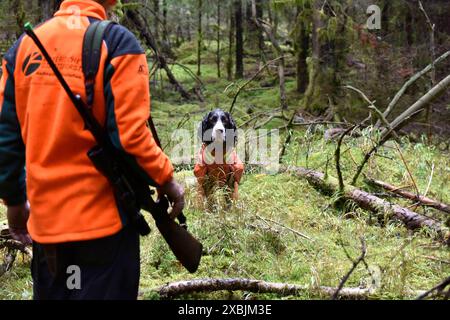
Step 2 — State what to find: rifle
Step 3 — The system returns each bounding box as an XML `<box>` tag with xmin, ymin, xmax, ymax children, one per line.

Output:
<box><xmin>24</xmin><ymin>23</ymin><xmax>202</xmax><ymax>273</ymax></box>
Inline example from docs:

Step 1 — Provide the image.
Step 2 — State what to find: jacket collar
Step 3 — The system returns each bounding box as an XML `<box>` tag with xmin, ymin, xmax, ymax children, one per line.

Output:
<box><xmin>54</xmin><ymin>0</ymin><xmax>107</xmax><ymax>20</ymax></box>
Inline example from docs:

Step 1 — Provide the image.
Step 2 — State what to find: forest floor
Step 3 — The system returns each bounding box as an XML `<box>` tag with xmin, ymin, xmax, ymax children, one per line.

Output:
<box><xmin>0</xmin><ymin>43</ymin><xmax>449</xmax><ymax>300</ymax></box>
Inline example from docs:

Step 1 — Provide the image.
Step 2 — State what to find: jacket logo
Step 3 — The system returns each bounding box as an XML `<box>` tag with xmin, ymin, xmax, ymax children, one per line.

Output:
<box><xmin>22</xmin><ymin>52</ymin><xmax>43</xmax><ymax>76</ymax></box>
<box><xmin>138</xmin><ymin>64</ymin><xmax>147</xmax><ymax>75</ymax></box>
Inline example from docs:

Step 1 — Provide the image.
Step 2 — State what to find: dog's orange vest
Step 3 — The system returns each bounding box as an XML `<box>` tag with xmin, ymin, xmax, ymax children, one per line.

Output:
<box><xmin>194</xmin><ymin>144</ymin><xmax>244</xmax><ymax>186</ymax></box>
<box><xmin>0</xmin><ymin>0</ymin><xmax>173</xmax><ymax>243</ymax></box>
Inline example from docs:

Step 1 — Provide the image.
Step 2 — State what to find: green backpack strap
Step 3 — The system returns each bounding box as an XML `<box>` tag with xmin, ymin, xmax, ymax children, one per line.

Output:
<box><xmin>82</xmin><ymin>20</ymin><xmax>115</xmax><ymax>107</ymax></box>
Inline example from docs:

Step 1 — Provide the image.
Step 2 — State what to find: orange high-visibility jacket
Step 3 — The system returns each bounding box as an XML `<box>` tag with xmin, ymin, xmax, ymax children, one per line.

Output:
<box><xmin>0</xmin><ymin>0</ymin><xmax>174</xmax><ymax>244</ymax></box>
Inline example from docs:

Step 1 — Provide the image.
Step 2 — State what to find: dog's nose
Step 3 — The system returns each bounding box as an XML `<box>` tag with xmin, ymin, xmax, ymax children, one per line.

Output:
<box><xmin>216</xmin><ymin>128</ymin><xmax>224</xmax><ymax>133</ymax></box>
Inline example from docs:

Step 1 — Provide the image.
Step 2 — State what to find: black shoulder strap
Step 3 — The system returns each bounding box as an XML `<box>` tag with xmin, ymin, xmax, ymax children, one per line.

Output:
<box><xmin>82</xmin><ymin>20</ymin><xmax>115</xmax><ymax>107</ymax></box>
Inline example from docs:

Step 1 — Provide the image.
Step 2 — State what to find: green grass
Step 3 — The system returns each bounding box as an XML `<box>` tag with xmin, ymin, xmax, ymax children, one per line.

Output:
<box><xmin>0</xmin><ymin>53</ymin><xmax>449</xmax><ymax>300</ymax></box>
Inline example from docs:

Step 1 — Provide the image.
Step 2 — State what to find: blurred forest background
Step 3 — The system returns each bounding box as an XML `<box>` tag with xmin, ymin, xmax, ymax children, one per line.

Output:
<box><xmin>1</xmin><ymin>0</ymin><xmax>449</xmax><ymax>142</ymax></box>
<box><xmin>0</xmin><ymin>0</ymin><xmax>449</xmax><ymax>300</ymax></box>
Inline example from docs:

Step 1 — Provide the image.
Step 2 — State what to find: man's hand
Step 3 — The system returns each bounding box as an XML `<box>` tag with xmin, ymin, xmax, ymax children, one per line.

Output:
<box><xmin>7</xmin><ymin>202</ymin><xmax>32</xmax><ymax>246</ymax></box>
<box><xmin>157</xmin><ymin>179</ymin><xmax>185</xmax><ymax>220</ymax></box>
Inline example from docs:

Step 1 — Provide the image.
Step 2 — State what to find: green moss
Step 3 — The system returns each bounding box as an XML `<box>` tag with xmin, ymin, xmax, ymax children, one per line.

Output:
<box><xmin>1</xmin><ymin>55</ymin><xmax>449</xmax><ymax>300</ymax></box>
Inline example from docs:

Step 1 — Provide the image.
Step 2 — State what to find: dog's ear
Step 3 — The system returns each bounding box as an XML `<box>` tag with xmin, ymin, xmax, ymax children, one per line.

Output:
<box><xmin>198</xmin><ymin>112</ymin><xmax>211</xmax><ymax>143</ymax></box>
<box><xmin>225</xmin><ymin>112</ymin><xmax>237</xmax><ymax>131</ymax></box>
<box><xmin>225</xmin><ymin>112</ymin><xmax>238</xmax><ymax>146</ymax></box>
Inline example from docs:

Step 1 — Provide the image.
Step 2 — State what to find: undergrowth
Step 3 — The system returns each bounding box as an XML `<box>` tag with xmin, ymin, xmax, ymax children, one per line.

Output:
<box><xmin>0</xmin><ymin>43</ymin><xmax>448</xmax><ymax>300</ymax></box>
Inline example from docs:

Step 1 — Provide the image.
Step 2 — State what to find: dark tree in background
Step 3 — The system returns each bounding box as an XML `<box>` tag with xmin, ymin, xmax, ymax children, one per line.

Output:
<box><xmin>216</xmin><ymin>0</ymin><xmax>222</xmax><ymax>78</ymax></box>
<box><xmin>227</xmin><ymin>2</ymin><xmax>235</xmax><ymax>81</ymax></box>
<box><xmin>234</xmin><ymin>0</ymin><xmax>244</xmax><ymax>79</ymax></box>
<box><xmin>153</xmin><ymin>0</ymin><xmax>160</xmax><ymax>42</ymax></box>
<box><xmin>0</xmin><ymin>0</ymin><xmax>449</xmax><ymax>139</ymax></box>
<box><xmin>197</xmin><ymin>0</ymin><xmax>203</xmax><ymax>76</ymax></box>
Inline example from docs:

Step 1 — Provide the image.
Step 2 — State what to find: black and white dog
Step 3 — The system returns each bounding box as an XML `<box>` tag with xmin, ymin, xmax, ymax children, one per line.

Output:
<box><xmin>194</xmin><ymin>109</ymin><xmax>244</xmax><ymax>201</ymax></box>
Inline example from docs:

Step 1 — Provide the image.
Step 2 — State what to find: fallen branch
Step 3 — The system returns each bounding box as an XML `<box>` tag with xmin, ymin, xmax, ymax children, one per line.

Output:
<box><xmin>285</xmin><ymin>166</ymin><xmax>450</xmax><ymax>245</ymax></box>
<box><xmin>383</xmin><ymin>74</ymin><xmax>450</xmax><ymax>136</ymax></box>
<box><xmin>417</xmin><ymin>276</ymin><xmax>450</xmax><ymax>300</ymax></box>
<box><xmin>366</xmin><ymin>178</ymin><xmax>450</xmax><ymax>214</ymax></box>
<box><xmin>419</xmin><ymin>255</ymin><xmax>450</xmax><ymax>265</ymax></box>
<box><xmin>157</xmin><ymin>278</ymin><xmax>373</xmax><ymax>299</ymax></box>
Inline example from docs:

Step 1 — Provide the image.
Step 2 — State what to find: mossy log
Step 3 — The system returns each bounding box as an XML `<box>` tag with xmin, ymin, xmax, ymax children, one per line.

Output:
<box><xmin>285</xmin><ymin>167</ymin><xmax>450</xmax><ymax>245</ymax></box>
<box><xmin>158</xmin><ymin>278</ymin><xmax>373</xmax><ymax>299</ymax></box>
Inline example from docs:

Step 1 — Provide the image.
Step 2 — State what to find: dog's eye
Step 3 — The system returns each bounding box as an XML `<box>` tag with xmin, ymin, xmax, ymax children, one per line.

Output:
<box><xmin>210</xmin><ymin>115</ymin><xmax>218</xmax><ymax>122</ymax></box>
<box><xmin>221</xmin><ymin>115</ymin><xmax>227</xmax><ymax>123</ymax></box>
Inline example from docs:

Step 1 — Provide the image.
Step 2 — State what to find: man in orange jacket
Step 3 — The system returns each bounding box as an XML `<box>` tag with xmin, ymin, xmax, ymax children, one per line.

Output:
<box><xmin>0</xmin><ymin>0</ymin><xmax>184</xmax><ymax>300</ymax></box>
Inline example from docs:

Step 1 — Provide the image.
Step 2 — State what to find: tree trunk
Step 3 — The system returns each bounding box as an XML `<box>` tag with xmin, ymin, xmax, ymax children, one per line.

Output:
<box><xmin>256</xmin><ymin>0</ymin><xmax>265</xmax><ymax>60</ymax></box>
<box><xmin>251</xmin><ymin>0</ymin><xmax>287</xmax><ymax>109</ymax></box>
<box><xmin>216</xmin><ymin>0</ymin><xmax>221</xmax><ymax>78</ymax></box>
<box><xmin>296</xmin><ymin>9</ymin><xmax>309</xmax><ymax>93</ymax></box>
<box><xmin>286</xmin><ymin>167</ymin><xmax>450</xmax><ymax>245</ymax></box>
<box><xmin>245</xmin><ymin>0</ymin><xmax>259</xmax><ymax>51</ymax></box>
<box><xmin>235</xmin><ymin>0</ymin><xmax>244</xmax><ymax>79</ymax></box>
<box><xmin>187</xmin><ymin>10</ymin><xmax>192</xmax><ymax>42</ymax></box>
<box><xmin>227</xmin><ymin>3</ymin><xmax>235</xmax><ymax>81</ymax></box>
<box><xmin>12</xmin><ymin>0</ymin><xmax>26</xmax><ymax>38</ymax></box>
<box><xmin>153</xmin><ymin>0</ymin><xmax>160</xmax><ymax>42</ymax></box>
<box><xmin>303</xmin><ymin>2</ymin><xmax>321</xmax><ymax>111</ymax></box>
<box><xmin>38</xmin><ymin>0</ymin><xmax>50</xmax><ymax>21</ymax></box>
<box><xmin>162</xmin><ymin>0</ymin><xmax>168</xmax><ymax>35</ymax></box>
<box><xmin>197</xmin><ymin>0</ymin><xmax>203</xmax><ymax>76</ymax></box>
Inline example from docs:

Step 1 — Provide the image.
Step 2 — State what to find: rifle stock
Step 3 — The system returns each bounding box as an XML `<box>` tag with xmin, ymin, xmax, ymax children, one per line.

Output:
<box><xmin>144</xmin><ymin>197</ymin><xmax>202</xmax><ymax>273</ymax></box>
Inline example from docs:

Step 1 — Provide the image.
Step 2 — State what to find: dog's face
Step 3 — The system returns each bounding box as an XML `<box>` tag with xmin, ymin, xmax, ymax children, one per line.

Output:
<box><xmin>199</xmin><ymin>109</ymin><xmax>237</xmax><ymax>146</ymax></box>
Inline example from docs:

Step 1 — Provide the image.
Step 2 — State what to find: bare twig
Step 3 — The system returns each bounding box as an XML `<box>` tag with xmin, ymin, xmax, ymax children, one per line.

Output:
<box><xmin>393</xmin><ymin>142</ymin><xmax>420</xmax><ymax>198</ymax></box>
<box><xmin>229</xmin><ymin>56</ymin><xmax>286</xmax><ymax>114</ymax></box>
<box><xmin>380</xmin><ymin>51</ymin><xmax>449</xmax><ymax>121</ymax></box>
<box><xmin>383</xmin><ymin>74</ymin><xmax>450</xmax><ymax>137</ymax></box>
<box><xmin>352</xmin><ymin>108</ymin><xmax>425</xmax><ymax>186</ymax></box>
<box><xmin>365</xmin><ymin>178</ymin><xmax>450</xmax><ymax>214</ymax></box>
<box><xmin>332</xmin><ymin>237</ymin><xmax>367</xmax><ymax>299</ymax></box>
<box><xmin>343</xmin><ymin>85</ymin><xmax>374</xmax><ymax>106</ymax></box>
<box><xmin>417</xmin><ymin>276</ymin><xmax>450</xmax><ymax>300</ymax></box>
<box><xmin>335</xmin><ymin>126</ymin><xmax>357</xmax><ymax>195</ymax></box>
<box><xmin>423</xmin><ymin>163</ymin><xmax>435</xmax><ymax>198</ymax></box>
<box><xmin>256</xmin><ymin>215</ymin><xmax>312</xmax><ymax>241</ymax></box>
